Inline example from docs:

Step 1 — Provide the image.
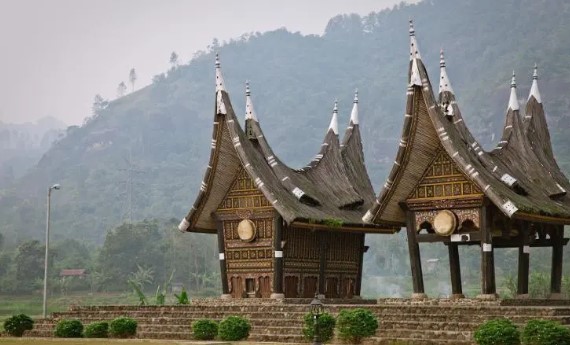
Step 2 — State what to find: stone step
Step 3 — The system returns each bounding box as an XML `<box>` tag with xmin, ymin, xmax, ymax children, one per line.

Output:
<box><xmin>366</xmin><ymin>337</ymin><xmax>474</xmax><ymax>345</ymax></box>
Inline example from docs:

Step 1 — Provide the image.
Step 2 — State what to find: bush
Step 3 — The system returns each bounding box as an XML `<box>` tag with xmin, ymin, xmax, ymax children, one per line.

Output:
<box><xmin>192</xmin><ymin>319</ymin><xmax>218</xmax><ymax>340</ymax></box>
<box><xmin>3</xmin><ymin>314</ymin><xmax>34</xmax><ymax>337</ymax></box>
<box><xmin>109</xmin><ymin>317</ymin><xmax>137</xmax><ymax>338</ymax></box>
<box><xmin>474</xmin><ymin>318</ymin><xmax>520</xmax><ymax>345</ymax></box>
<box><xmin>336</xmin><ymin>308</ymin><xmax>378</xmax><ymax>344</ymax></box>
<box><xmin>302</xmin><ymin>312</ymin><xmax>336</xmax><ymax>343</ymax></box>
<box><xmin>54</xmin><ymin>319</ymin><xmax>84</xmax><ymax>338</ymax></box>
<box><xmin>218</xmin><ymin>316</ymin><xmax>251</xmax><ymax>341</ymax></box>
<box><xmin>522</xmin><ymin>319</ymin><xmax>570</xmax><ymax>345</ymax></box>
<box><xmin>84</xmin><ymin>321</ymin><xmax>109</xmax><ymax>338</ymax></box>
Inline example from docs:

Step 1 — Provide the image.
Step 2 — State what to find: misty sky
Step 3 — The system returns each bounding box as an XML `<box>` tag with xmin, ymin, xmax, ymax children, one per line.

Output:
<box><xmin>0</xmin><ymin>0</ymin><xmax>409</xmax><ymax>126</ymax></box>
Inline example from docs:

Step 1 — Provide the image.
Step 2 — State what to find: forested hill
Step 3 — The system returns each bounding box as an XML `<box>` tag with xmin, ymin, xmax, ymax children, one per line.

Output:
<box><xmin>2</xmin><ymin>0</ymin><xmax>570</xmax><ymax>244</ymax></box>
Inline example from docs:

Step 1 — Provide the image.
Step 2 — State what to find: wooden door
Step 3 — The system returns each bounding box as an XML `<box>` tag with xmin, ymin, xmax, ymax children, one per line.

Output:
<box><xmin>259</xmin><ymin>276</ymin><xmax>271</xmax><ymax>298</ymax></box>
<box><xmin>230</xmin><ymin>276</ymin><xmax>244</xmax><ymax>298</ymax></box>
<box><xmin>303</xmin><ymin>276</ymin><xmax>317</xmax><ymax>298</ymax></box>
<box><xmin>284</xmin><ymin>276</ymin><xmax>299</xmax><ymax>298</ymax></box>
<box><xmin>325</xmin><ymin>278</ymin><xmax>339</xmax><ymax>298</ymax></box>
<box><xmin>341</xmin><ymin>278</ymin><xmax>354</xmax><ymax>298</ymax></box>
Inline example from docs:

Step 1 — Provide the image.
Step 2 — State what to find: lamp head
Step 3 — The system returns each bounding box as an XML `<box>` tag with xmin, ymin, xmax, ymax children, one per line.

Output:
<box><xmin>310</xmin><ymin>294</ymin><xmax>324</xmax><ymax>316</ymax></box>
<box><xmin>51</xmin><ymin>184</ymin><xmax>61</xmax><ymax>190</ymax></box>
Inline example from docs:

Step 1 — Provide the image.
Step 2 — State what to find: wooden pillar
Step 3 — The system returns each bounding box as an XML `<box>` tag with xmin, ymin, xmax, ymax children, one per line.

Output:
<box><xmin>479</xmin><ymin>204</ymin><xmax>496</xmax><ymax>297</ymax></box>
<box><xmin>318</xmin><ymin>232</ymin><xmax>327</xmax><ymax>297</ymax></box>
<box><xmin>448</xmin><ymin>243</ymin><xmax>463</xmax><ymax>297</ymax></box>
<box><xmin>355</xmin><ymin>234</ymin><xmax>366</xmax><ymax>297</ymax></box>
<box><xmin>405</xmin><ymin>210</ymin><xmax>425</xmax><ymax>298</ymax></box>
<box><xmin>271</xmin><ymin>215</ymin><xmax>285</xmax><ymax>299</ymax></box>
<box><xmin>550</xmin><ymin>225</ymin><xmax>564</xmax><ymax>297</ymax></box>
<box><xmin>216</xmin><ymin>219</ymin><xmax>231</xmax><ymax>298</ymax></box>
<box><xmin>517</xmin><ymin>221</ymin><xmax>530</xmax><ymax>296</ymax></box>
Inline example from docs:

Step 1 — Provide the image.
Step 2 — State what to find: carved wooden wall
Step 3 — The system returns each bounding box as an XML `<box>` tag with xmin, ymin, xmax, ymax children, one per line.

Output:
<box><xmin>282</xmin><ymin>227</ymin><xmax>363</xmax><ymax>298</ymax></box>
<box><xmin>216</xmin><ymin>168</ymin><xmax>275</xmax><ymax>298</ymax></box>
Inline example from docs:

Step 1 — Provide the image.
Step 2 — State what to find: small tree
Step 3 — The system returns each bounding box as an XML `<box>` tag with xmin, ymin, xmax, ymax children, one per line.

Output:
<box><xmin>302</xmin><ymin>312</ymin><xmax>336</xmax><ymax>343</ymax></box>
<box><xmin>336</xmin><ymin>308</ymin><xmax>378</xmax><ymax>344</ymax></box>
<box><xmin>192</xmin><ymin>319</ymin><xmax>218</xmax><ymax>340</ymax></box>
<box><xmin>522</xmin><ymin>319</ymin><xmax>570</xmax><ymax>345</ymax></box>
<box><xmin>129</xmin><ymin>68</ymin><xmax>137</xmax><ymax>92</ymax></box>
<box><xmin>3</xmin><ymin>314</ymin><xmax>34</xmax><ymax>337</ymax></box>
<box><xmin>474</xmin><ymin>318</ymin><xmax>520</xmax><ymax>345</ymax></box>
<box><xmin>169</xmin><ymin>51</ymin><xmax>178</xmax><ymax>68</ymax></box>
<box><xmin>117</xmin><ymin>82</ymin><xmax>127</xmax><ymax>98</ymax></box>
<box><xmin>218</xmin><ymin>316</ymin><xmax>251</xmax><ymax>341</ymax></box>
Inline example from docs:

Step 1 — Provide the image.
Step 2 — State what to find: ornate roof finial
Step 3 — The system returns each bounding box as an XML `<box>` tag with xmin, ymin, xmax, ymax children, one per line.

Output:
<box><xmin>245</xmin><ymin>80</ymin><xmax>258</xmax><ymax>121</ymax></box>
<box><xmin>508</xmin><ymin>71</ymin><xmax>520</xmax><ymax>111</ymax></box>
<box><xmin>350</xmin><ymin>89</ymin><xmax>359</xmax><ymax>125</ymax></box>
<box><xmin>215</xmin><ymin>53</ymin><xmax>226</xmax><ymax>92</ymax></box>
<box><xmin>528</xmin><ymin>63</ymin><xmax>542</xmax><ymax>103</ymax></box>
<box><xmin>438</xmin><ymin>49</ymin><xmax>454</xmax><ymax>94</ymax></box>
<box><xmin>328</xmin><ymin>99</ymin><xmax>339</xmax><ymax>135</ymax></box>
<box><xmin>409</xmin><ymin>19</ymin><xmax>421</xmax><ymax>60</ymax></box>
<box><xmin>215</xmin><ymin>53</ymin><xmax>227</xmax><ymax>114</ymax></box>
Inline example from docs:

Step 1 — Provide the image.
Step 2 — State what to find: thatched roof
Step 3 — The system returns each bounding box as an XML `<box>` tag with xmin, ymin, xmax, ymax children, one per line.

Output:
<box><xmin>364</xmin><ymin>21</ymin><xmax>570</xmax><ymax>226</ymax></box>
<box><xmin>178</xmin><ymin>57</ymin><xmax>398</xmax><ymax>234</ymax></box>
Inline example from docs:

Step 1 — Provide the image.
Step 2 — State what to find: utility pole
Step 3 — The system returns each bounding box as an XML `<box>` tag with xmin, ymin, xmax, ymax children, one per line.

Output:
<box><xmin>43</xmin><ymin>184</ymin><xmax>60</xmax><ymax>318</ymax></box>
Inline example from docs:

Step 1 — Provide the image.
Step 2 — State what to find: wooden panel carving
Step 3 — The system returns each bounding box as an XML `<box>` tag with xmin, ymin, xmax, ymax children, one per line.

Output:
<box><xmin>408</xmin><ymin>149</ymin><xmax>482</xmax><ymax>203</ymax></box>
<box><xmin>217</xmin><ymin>167</ymin><xmax>273</xmax><ymax>213</ymax></box>
<box><xmin>415</xmin><ymin>208</ymin><xmax>480</xmax><ymax>232</ymax></box>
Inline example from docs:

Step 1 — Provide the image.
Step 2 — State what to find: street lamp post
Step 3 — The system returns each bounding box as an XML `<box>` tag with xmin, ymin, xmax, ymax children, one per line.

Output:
<box><xmin>310</xmin><ymin>294</ymin><xmax>324</xmax><ymax>345</ymax></box>
<box><xmin>43</xmin><ymin>183</ymin><xmax>60</xmax><ymax>318</ymax></box>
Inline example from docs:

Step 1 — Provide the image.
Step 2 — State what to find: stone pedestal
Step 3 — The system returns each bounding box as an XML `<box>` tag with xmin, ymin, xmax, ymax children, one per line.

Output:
<box><xmin>411</xmin><ymin>293</ymin><xmax>428</xmax><ymax>300</ymax></box>
<box><xmin>220</xmin><ymin>294</ymin><xmax>232</xmax><ymax>299</ymax></box>
<box><xmin>270</xmin><ymin>293</ymin><xmax>285</xmax><ymax>299</ymax></box>
<box><xmin>549</xmin><ymin>293</ymin><xmax>564</xmax><ymax>300</ymax></box>
<box><xmin>476</xmin><ymin>293</ymin><xmax>498</xmax><ymax>300</ymax></box>
<box><xmin>450</xmin><ymin>293</ymin><xmax>465</xmax><ymax>300</ymax></box>
<box><xmin>515</xmin><ymin>293</ymin><xmax>530</xmax><ymax>299</ymax></box>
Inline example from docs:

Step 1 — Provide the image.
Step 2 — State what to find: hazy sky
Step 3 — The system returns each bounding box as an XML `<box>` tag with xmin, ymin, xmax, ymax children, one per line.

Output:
<box><xmin>0</xmin><ymin>0</ymin><xmax>407</xmax><ymax>126</ymax></box>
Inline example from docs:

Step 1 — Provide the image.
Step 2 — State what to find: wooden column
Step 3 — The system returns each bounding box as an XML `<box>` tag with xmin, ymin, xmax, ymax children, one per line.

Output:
<box><xmin>355</xmin><ymin>234</ymin><xmax>366</xmax><ymax>297</ymax></box>
<box><xmin>271</xmin><ymin>215</ymin><xmax>285</xmax><ymax>299</ymax></box>
<box><xmin>448</xmin><ymin>243</ymin><xmax>463</xmax><ymax>297</ymax></box>
<box><xmin>517</xmin><ymin>221</ymin><xmax>530</xmax><ymax>296</ymax></box>
<box><xmin>216</xmin><ymin>219</ymin><xmax>231</xmax><ymax>298</ymax></box>
<box><xmin>479</xmin><ymin>204</ymin><xmax>496</xmax><ymax>297</ymax></box>
<box><xmin>318</xmin><ymin>232</ymin><xmax>327</xmax><ymax>297</ymax></box>
<box><xmin>550</xmin><ymin>225</ymin><xmax>564</xmax><ymax>297</ymax></box>
<box><xmin>405</xmin><ymin>210</ymin><xmax>425</xmax><ymax>298</ymax></box>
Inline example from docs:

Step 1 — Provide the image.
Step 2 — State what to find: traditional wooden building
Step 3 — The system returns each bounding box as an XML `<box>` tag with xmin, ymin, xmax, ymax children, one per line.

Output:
<box><xmin>363</xmin><ymin>21</ymin><xmax>570</xmax><ymax>299</ymax></box>
<box><xmin>178</xmin><ymin>56</ymin><xmax>398</xmax><ymax>299</ymax></box>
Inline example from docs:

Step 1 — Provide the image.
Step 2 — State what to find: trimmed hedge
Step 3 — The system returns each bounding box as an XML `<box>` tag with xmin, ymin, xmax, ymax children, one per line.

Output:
<box><xmin>522</xmin><ymin>319</ymin><xmax>570</xmax><ymax>345</ymax></box>
<box><xmin>474</xmin><ymin>318</ymin><xmax>520</xmax><ymax>345</ymax></box>
<box><xmin>109</xmin><ymin>317</ymin><xmax>137</xmax><ymax>338</ymax></box>
<box><xmin>302</xmin><ymin>312</ymin><xmax>336</xmax><ymax>343</ymax></box>
<box><xmin>192</xmin><ymin>319</ymin><xmax>218</xmax><ymax>340</ymax></box>
<box><xmin>336</xmin><ymin>308</ymin><xmax>378</xmax><ymax>344</ymax></box>
<box><xmin>84</xmin><ymin>321</ymin><xmax>109</xmax><ymax>338</ymax></box>
<box><xmin>54</xmin><ymin>319</ymin><xmax>84</xmax><ymax>338</ymax></box>
<box><xmin>3</xmin><ymin>314</ymin><xmax>34</xmax><ymax>337</ymax></box>
<box><xmin>218</xmin><ymin>316</ymin><xmax>251</xmax><ymax>341</ymax></box>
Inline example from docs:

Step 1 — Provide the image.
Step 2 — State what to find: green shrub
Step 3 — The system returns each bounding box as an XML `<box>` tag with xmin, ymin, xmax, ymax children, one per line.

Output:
<box><xmin>191</xmin><ymin>319</ymin><xmax>218</xmax><ymax>340</ymax></box>
<box><xmin>109</xmin><ymin>317</ymin><xmax>137</xmax><ymax>338</ymax></box>
<box><xmin>84</xmin><ymin>321</ymin><xmax>109</xmax><ymax>338</ymax></box>
<box><xmin>54</xmin><ymin>319</ymin><xmax>84</xmax><ymax>338</ymax></box>
<box><xmin>336</xmin><ymin>308</ymin><xmax>378</xmax><ymax>344</ymax></box>
<box><xmin>474</xmin><ymin>318</ymin><xmax>520</xmax><ymax>345</ymax></box>
<box><xmin>302</xmin><ymin>312</ymin><xmax>336</xmax><ymax>343</ymax></box>
<box><xmin>3</xmin><ymin>314</ymin><xmax>34</xmax><ymax>337</ymax></box>
<box><xmin>522</xmin><ymin>319</ymin><xmax>570</xmax><ymax>345</ymax></box>
<box><xmin>218</xmin><ymin>316</ymin><xmax>251</xmax><ymax>341</ymax></box>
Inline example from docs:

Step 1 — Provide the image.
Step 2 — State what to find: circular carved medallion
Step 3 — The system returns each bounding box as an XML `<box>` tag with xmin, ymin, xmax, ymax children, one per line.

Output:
<box><xmin>237</xmin><ymin>219</ymin><xmax>257</xmax><ymax>242</ymax></box>
<box><xmin>433</xmin><ymin>210</ymin><xmax>457</xmax><ymax>236</ymax></box>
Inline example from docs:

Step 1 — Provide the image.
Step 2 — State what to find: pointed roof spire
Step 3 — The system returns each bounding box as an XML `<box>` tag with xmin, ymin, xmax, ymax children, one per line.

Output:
<box><xmin>528</xmin><ymin>63</ymin><xmax>542</xmax><ymax>103</ymax></box>
<box><xmin>438</xmin><ymin>49</ymin><xmax>454</xmax><ymax>94</ymax></box>
<box><xmin>508</xmin><ymin>71</ymin><xmax>520</xmax><ymax>111</ymax></box>
<box><xmin>409</xmin><ymin>19</ymin><xmax>421</xmax><ymax>60</ymax></box>
<box><xmin>215</xmin><ymin>53</ymin><xmax>226</xmax><ymax>92</ymax></box>
<box><xmin>329</xmin><ymin>100</ymin><xmax>339</xmax><ymax>135</ymax></box>
<box><xmin>215</xmin><ymin>54</ymin><xmax>227</xmax><ymax>114</ymax></box>
<box><xmin>350</xmin><ymin>89</ymin><xmax>359</xmax><ymax>125</ymax></box>
<box><xmin>245</xmin><ymin>81</ymin><xmax>258</xmax><ymax>121</ymax></box>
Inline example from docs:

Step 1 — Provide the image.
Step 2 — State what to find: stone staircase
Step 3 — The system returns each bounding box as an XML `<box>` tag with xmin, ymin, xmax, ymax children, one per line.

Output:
<box><xmin>25</xmin><ymin>298</ymin><xmax>570</xmax><ymax>345</ymax></box>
